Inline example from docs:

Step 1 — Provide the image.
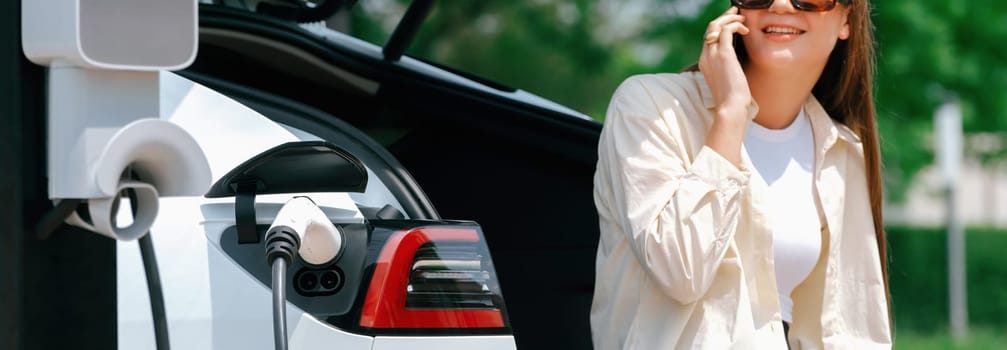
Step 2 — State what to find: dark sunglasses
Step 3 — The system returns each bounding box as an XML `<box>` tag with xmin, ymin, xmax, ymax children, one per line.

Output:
<box><xmin>730</xmin><ymin>0</ymin><xmax>850</xmax><ymax>12</ymax></box>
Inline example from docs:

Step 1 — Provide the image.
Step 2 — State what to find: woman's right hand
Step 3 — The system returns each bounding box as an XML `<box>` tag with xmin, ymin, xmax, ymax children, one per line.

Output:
<box><xmin>699</xmin><ymin>6</ymin><xmax>752</xmax><ymax>167</ymax></box>
<box><xmin>698</xmin><ymin>6</ymin><xmax>752</xmax><ymax>122</ymax></box>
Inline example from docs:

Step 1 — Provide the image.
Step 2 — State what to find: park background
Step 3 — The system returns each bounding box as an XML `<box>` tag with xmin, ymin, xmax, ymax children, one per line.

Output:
<box><xmin>335</xmin><ymin>1</ymin><xmax>1005</xmax><ymax>348</ymax></box>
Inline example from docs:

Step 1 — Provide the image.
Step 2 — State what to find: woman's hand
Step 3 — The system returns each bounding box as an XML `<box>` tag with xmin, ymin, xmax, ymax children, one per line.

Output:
<box><xmin>699</xmin><ymin>6</ymin><xmax>752</xmax><ymax>167</ymax></box>
<box><xmin>698</xmin><ymin>6</ymin><xmax>752</xmax><ymax>121</ymax></box>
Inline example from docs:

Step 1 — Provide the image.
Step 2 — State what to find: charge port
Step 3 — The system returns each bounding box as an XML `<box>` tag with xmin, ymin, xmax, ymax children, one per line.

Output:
<box><xmin>294</xmin><ymin>267</ymin><xmax>344</xmax><ymax>296</ymax></box>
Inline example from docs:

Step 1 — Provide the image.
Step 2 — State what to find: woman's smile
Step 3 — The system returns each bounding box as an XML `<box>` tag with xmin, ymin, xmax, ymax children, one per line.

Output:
<box><xmin>761</xmin><ymin>23</ymin><xmax>806</xmax><ymax>43</ymax></box>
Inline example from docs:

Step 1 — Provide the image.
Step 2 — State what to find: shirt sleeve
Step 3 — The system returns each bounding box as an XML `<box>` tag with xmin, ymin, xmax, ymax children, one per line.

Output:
<box><xmin>596</xmin><ymin>76</ymin><xmax>750</xmax><ymax>304</ymax></box>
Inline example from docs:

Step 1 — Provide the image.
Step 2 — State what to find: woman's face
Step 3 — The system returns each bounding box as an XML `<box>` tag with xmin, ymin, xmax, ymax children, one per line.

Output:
<box><xmin>739</xmin><ymin>0</ymin><xmax>851</xmax><ymax>71</ymax></box>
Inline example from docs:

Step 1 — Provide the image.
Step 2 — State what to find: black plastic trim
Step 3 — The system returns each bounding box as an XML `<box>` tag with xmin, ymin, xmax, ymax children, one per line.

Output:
<box><xmin>220</xmin><ymin>223</ymin><xmax>370</xmax><ymax>317</ymax></box>
<box><xmin>236</xmin><ymin>181</ymin><xmax>260</xmax><ymax>244</ymax></box>
<box><xmin>205</xmin><ymin>140</ymin><xmax>368</xmax><ymax>198</ymax></box>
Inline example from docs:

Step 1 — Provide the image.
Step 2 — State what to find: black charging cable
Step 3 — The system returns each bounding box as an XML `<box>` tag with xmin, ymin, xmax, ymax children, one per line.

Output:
<box><xmin>264</xmin><ymin>226</ymin><xmax>300</xmax><ymax>350</ymax></box>
<box><xmin>34</xmin><ymin>199</ymin><xmax>82</xmax><ymax>240</ymax></box>
<box><xmin>35</xmin><ymin>190</ymin><xmax>171</xmax><ymax>350</ymax></box>
<box><xmin>127</xmin><ymin>188</ymin><xmax>170</xmax><ymax>350</ymax></box>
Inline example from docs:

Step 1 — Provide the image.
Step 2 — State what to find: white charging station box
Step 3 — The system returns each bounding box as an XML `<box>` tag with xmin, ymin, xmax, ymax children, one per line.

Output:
<box><xmin>22</xmin><ymin>0</ymin><xmax>198</xmax><ymax>70</ymax></box>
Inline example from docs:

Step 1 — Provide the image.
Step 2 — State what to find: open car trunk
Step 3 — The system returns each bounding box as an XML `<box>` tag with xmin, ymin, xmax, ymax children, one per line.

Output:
<box><xmin>183</xmin><ymin>6</ymin><xmax>602</xmax><ymax>349</ymax></box>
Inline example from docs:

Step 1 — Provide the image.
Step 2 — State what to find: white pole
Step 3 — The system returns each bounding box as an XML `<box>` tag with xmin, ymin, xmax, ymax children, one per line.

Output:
<box><xmin>935</xmin><ymin>98</ymin><xmax>967</xmax><ymax>339</ymax></box>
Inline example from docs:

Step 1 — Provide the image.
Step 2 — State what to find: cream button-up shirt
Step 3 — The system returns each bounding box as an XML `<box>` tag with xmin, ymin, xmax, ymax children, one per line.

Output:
<box><xmin>591</xmin><ymin>72</ymin><xmax>891</xmax><ymax>349</ymax></box>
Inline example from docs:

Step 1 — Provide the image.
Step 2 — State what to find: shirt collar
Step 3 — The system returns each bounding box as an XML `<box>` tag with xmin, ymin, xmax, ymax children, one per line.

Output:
<box><xmin>803</xmin><ymin>92</ymin><xmax>862</xmax><ymax>147</ymax></box>
<box><xmin>693</xmin><ymin>72</ymin><xmax>861</xmax><ymax>147</ymax></box>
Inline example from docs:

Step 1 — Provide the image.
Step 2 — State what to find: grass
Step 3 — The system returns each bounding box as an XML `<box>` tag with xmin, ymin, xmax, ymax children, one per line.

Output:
<box><xmin>895</xmin><ymin>328</ymin><xmax>1007</xmax><ymax>350</ymax></box>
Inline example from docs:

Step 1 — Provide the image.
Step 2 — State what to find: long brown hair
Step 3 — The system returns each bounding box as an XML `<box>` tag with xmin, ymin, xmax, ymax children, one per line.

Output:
<box><xmin>686</xmin><ymin>0</ymin><xmax>890</xmax><ymax>310</ymax></box>
<box><xmin>813</xmin><ymin>3</ymin><xmax>890</xmax><ymax>313</ymax></box>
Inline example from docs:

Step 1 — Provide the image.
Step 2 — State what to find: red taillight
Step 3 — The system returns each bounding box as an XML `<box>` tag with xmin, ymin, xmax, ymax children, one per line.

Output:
<box><xmin>359</xmin><ymin>227</ymin><xmax>506</xmax><ymax>329</ymax></box>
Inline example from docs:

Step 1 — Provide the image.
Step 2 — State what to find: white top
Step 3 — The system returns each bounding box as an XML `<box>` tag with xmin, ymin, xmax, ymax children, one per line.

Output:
<box><xmin>743</xmin><ymin>108</ymin><xmax>822</xmax><ymax>323</ymax></box>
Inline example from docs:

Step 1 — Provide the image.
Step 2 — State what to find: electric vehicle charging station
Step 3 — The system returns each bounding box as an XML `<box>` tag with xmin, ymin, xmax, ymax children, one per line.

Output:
<box><xmin>22</xmin><ymin>1</ymin><xmax>516</xmax><ymax>347</ymax></box>
<box><xmin>8</xmin><ymin>1</ymin><xmax>602</xmax><ymax>348</ymax></box>
<box><xmin>23</xmin><ymin>0</ymin><xmax>209</xmax><ymax>238</ymax></box>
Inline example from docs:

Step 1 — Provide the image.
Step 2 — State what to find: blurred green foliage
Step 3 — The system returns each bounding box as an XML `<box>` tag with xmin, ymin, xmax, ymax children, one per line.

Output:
<box><xmin>348</xmin><ymin>0</ymin><xmax>1007</xmax><ymax>202</ymax></box>
<box><xmin>873</xmin><ymin>1</ymin><xmax>1007</xmax><ymax>201</ymax></box>
<box><xmin>887</xmin><ymin>227</ymin><xmax>1007</xmax><ymax>334</ymax></box>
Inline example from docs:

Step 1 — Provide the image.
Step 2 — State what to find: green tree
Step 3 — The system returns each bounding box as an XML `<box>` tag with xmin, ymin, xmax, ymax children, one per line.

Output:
<box><xmin>351</xmin><ymin>0</ymin><xmax>620</xmax><ymax>118</ymax></box>
<box><xmin>871</xmin><ymin>1</ymin><xmax>1007</xmax><ymax>199</ymax></box>
<box><xmin>350</xmin><ymin>0</ymin><xmax>1007</xmax><ymax>201</ymax></box>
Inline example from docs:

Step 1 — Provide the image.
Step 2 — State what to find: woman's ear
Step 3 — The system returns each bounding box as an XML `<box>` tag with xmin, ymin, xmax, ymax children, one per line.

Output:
<box><xmin>838</xmin><ymin>8</ymin><xmax>851</xmax><ymax>40</ymax></box>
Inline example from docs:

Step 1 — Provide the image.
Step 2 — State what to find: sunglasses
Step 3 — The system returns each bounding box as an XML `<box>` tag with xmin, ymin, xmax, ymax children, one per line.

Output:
<box><xmin>730</xmin><ymin>0</ymin><xmax>850</xmax><ymax>12</ymax></box>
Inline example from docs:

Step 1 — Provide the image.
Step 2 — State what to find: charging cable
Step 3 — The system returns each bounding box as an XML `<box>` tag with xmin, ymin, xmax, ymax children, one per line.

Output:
<box><xmin>264</xmin><ymin>196</ymin><xmax>343</xmax><ymax>350</ymax></box>
<box><xmin>127</xmin><ymin>188</ymin><xmax>170</xmax><ymax>350</ymax></box>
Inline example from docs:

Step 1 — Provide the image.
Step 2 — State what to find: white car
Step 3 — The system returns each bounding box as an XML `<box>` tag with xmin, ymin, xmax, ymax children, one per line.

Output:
<box><xmin>7</xmin><ymin>1</ymin><xmax>600</xmax><ymax>349</ymax></box>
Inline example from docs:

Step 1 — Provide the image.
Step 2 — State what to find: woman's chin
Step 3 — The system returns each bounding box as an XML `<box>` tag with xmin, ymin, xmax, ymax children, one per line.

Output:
<box><xmin>748</xmin><ymin>50</ymin><xmax>802</xmax><ymax>70</ymax></box>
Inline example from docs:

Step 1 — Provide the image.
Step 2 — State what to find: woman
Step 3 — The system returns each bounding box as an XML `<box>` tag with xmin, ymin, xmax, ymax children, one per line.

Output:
<box><xmin>591</xmin><ymin>0</ymin><xmax>890</xmax><ymax>348</ymax></box>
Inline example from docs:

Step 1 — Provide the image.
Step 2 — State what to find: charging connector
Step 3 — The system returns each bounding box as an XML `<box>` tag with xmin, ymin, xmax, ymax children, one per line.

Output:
<box><xmin>263</xmin><ymin>196</ymin><xmax>343</xmax><ymax>350</ymax></box>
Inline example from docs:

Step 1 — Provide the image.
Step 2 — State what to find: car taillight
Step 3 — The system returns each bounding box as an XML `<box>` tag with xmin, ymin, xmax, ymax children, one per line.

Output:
<box><xmin>359</xmin><ymin>226</ymin><xmax>508</xmax><ymax>329</ymax></box>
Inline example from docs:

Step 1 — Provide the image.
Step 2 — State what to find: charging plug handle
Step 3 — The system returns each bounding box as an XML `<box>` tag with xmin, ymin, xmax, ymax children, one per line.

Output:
<box><xmin>265</xmin><ymin>227</ymin><xmax>300</xmax><ymax>266</ymax></box>
<box><xmin>265</xmin><ymin>227</ymin><xmax>299</xmax><ymax>350</ymax></box>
